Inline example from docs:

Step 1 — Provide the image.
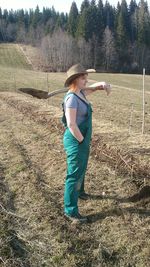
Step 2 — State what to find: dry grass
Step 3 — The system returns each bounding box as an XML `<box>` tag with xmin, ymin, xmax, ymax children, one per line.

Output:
<box><xmin>0</xmin><ymin>43</ymin><xmax>150</xmax><ymax>267</ymax></box>
<box><xmin>0</xmin><ymin>92</ymin><xmax>150</xmax><ymax>267</ymax></box>
<box><xmin>19</xmin><ymin>44</ymin><xmax>45</xmax><ymax>71</ymax></box>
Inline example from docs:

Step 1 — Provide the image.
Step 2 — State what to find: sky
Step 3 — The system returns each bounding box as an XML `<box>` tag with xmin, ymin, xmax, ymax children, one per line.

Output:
<box><xmin>0</xmin><ymin>0</ymin><xmax>147</xmax><ymax>14</ymax></box>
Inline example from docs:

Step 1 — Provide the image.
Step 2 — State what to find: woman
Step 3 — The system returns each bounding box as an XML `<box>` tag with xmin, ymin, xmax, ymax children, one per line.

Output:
<box><xmin>62</xmin><ymin>64</ymin><xmax>110</xmax><ymax>223</ymax></box>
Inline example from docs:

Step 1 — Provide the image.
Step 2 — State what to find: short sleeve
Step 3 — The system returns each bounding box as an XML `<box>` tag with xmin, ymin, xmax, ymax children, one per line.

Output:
<box><xmin>65</xmin><ymin>95</ymin><xmax>78</xmax><ymax>109</ymax></box>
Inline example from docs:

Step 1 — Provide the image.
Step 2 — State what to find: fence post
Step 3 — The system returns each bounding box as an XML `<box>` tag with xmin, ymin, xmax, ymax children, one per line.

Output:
<box><xmin>142</xmin><ymin>68</ymin><xmax>145</xmax><ymax>134</ymax></box>
<box><xmin>13</xmin><ymin>72</ymin><xmax>16</xmax><ymax>91</ymax></box>
<box><xmin>129</xmin><ymin>103</ymin><xmax>134</xmax><ymax>135</ymax></box>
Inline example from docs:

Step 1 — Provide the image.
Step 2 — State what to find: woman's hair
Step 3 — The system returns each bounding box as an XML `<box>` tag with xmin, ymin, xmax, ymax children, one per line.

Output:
<box><xmin>69</xmin><ymin>80</ymin><xmax>78</xmax><ymax>92</ymax></box>
<box><xmin>69</xmin><ymin>74</ymin><xmax>87</xmax><ymax>92</ymax></box>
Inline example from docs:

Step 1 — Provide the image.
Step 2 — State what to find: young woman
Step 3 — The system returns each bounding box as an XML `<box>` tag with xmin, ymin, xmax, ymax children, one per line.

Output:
<box><xmin>62</xmin><ymin>63</ymin><xmax>110</xmax><ymax>223</ymax></box>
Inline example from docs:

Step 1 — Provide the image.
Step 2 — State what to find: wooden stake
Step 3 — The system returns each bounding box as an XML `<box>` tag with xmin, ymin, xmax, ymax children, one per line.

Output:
<box><xmin>13</xmin><ymin>73</ymin><xmax>16</xmax><ymax>91</ymax></box>
<box><xmin>142</xmin><ymin>68</ymin><xmax>145</xmax><ymax>134</ymax></box>
<box><xmin>129</xmin><ymin>103</ymin><xmax>134</xmax><ymax>135</ymax></box>
<box><xmin>46</xmin><ymin>72</ymin><xmax>49</xmax><ymax>91</ymax></box>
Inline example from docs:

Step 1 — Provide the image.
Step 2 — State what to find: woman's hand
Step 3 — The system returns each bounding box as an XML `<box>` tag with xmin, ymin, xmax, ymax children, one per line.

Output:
<box><xmin>90</xmin><ymin>82</ymin><xmax>111</xmax><ymax>95</ymax></box>
<box><xmin>103</xmin><ymin>83</ymin><xmax>111</xmax><ymax>95</ymax></box>
<box><xmin>83</xmin><ymin>82</ymin><xmax>112</xmax><ymax>96</ymax></box>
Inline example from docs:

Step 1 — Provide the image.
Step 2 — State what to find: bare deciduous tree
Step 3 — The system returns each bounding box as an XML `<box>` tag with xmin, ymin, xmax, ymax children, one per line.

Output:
<box><xmin>102</xmin><ymin>26</ymin><xmax>118</xmax><ymax>71</ymax></box>
<box><xmin>40</xmin><ymin>29</ymin><xmax>92</xmax><ymax>71</ymax></box>
<box><xmin>77</xmin><ymin>37</ymin><xmax>92</xmax><ymax>68</ymax></box>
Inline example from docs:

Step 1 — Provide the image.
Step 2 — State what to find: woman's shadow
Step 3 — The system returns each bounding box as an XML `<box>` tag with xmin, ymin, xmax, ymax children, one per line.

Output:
<box><xmin>87</xmin><ymin>185</ymin><xmax>150</xmax><ymax>223</ymax></box>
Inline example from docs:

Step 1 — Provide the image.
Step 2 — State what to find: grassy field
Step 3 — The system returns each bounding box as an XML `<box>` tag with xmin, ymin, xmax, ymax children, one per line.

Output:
<box><xmin>0</xmin><ymin>43</ymin><xmax>32</xmax><ymax>69</ymax></box>
<box><xmin>0</xmin><ymin>43</ymin><xmax>150</xmax><ymax>267</ymax></box>
<box><xmin>91</xmin><ymin>72</ymin><xmax>150</xmax><ymax>92</ymax></box>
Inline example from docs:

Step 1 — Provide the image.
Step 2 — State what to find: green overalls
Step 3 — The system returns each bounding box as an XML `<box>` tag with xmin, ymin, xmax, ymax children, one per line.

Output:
<box><xmin>62</xmin><ymin>93</ymin><xmax>92</xmax><ymax>216</ymax></box>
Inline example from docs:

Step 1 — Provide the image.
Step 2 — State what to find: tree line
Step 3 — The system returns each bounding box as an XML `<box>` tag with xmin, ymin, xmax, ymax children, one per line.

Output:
<box><xmin>0</xmin><ymin>0</ymin><xmax>150</xmax><ymax>73</ymax></box>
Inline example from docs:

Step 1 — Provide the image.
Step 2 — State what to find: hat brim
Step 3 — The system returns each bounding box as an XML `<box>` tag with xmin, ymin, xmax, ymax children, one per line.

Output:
<box><xmin>64</xmin><ymin>69</ymin><xmax>96</xmax><ymax>87</ymax></box>
<box><xmin>64</xmin><ymin>72</ymin><xmax>87</xmax><ymax>87</ymax></box>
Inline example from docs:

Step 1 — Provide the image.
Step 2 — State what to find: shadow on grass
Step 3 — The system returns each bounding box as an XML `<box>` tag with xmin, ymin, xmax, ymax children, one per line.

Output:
<box><xmin>89</xmin><ymin>185</ymin><xmax>150</xmax><ymax>203</ymax></box>
<box><xmin>131</xmin><ymin>147</ymin><xmax>150</xmax><ymax>156</ymax></box>
<box><xmin>87</xmin><ymin>206</ymin><xmax>150</xmax><ymax>223</ymax></box>
<box><xmin>87</xmin><ymin>185</ymin><xmax>150</xmax><ymax>203</ymax></box>
<box><xmin>87</xmin><ymin>186</ymin><xmax>150</xmax><ymax>223</ymax></box>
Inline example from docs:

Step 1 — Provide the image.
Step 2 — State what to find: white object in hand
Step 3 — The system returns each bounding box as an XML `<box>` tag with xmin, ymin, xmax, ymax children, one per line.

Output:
<box><xmin>89</xmin><ymin>82</ymin><xmax>111</xmax><ymax>95</ymax></box>
<box><xmin>105</xmin><ymin>84</ymin><xmax>111</xmax><ymax>95</ymax></box>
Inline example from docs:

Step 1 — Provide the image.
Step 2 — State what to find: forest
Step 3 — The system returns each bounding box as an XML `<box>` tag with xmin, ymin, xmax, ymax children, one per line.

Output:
<box><xmin>0</xmin><ymin>0</ymin><xmax>150</xmax><ymax>73</ymax></box>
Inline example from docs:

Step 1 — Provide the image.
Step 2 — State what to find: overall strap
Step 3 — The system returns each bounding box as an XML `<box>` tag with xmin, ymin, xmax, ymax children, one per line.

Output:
<box><xmin>75</xmin><ymin>93</ymin><xmax>89</xmax><ymax>106</ymax></box>
<box><xmin>63</xmin><ymin>92</ymin><xmax>89</xmax><ymax>106</ymax></box>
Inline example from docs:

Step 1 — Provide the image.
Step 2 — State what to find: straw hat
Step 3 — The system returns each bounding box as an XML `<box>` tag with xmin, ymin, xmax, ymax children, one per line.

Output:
<box><xmin>64</xmin><ymin>63</ymin><xmax>96</xmax><ymax>87</ymax></box>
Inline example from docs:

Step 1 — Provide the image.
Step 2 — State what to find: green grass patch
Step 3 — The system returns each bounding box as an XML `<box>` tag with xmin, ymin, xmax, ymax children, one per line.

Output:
<box><xmin>0</xmin><ymin>43</ymin><xmax>32</xmax><ymax>70</ymax></box>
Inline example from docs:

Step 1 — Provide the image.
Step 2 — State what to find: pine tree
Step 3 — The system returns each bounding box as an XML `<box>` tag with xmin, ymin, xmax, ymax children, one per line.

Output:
<box><xmin>97</xmin><ymin>0</ymin><xmax>105</xmax><ymax>37</ymax></box>
<box><xmin>24</xmin><ymin>11</ymin><xmax>29</xmax><ymax>31</ymax></box>
<box><xmin>76</xmin><ymin>8</ymin><xmax>89</xmax><ymax>40</ymax></box>
<box><xmin>115</xmin><ymin>0</ymin><xmax>131</xmax><ymax>72</ymax></box>
<box><xmin>137</xmin><ymin>0</ymin><xmax>150</xmax><ymax>46</ymax></box>
<box><xmin>129</xmin><ymin>0</ymin><xmax>137</xmax><ymax>14</ymax></box>
<box><xmin>116</xmin><ymin>0</ymin><xmax>129</xmax><ymax>48</ymax></box>
<box><xmin>76</xmin><ymin>0</ymin><xmax>91</xmax><ymax>40</ymax></box>
<box><xmin>68</xmin><ymin>2</ymin><xmax>79</xmax><ymax>37</ymax></box>
<box><xmin>89</xmin><ymin>0</ymin><xmax>99</xmax><ymax>36</ymax></box>
<box><xmin>76</xmin><ymin>0</ymin><xmax>98</xmax><ymax>41</ymax></box>
<box><xmin>3</xmin><ymin>9</ymin><xmax>9</xmax><ymax>23</ymax></box>
<box><xmin>32</xmin><ymin>5</ymin><xmax>41</xmax><ymax>28</ymax></box>
<box><xmin>44</xmin><ymin>7</ymin><xmax>58</xmax><ymax>35</ymax></box>
<box><xmin>103</xmin><ymin>1</ymin><xmax>115</xmax><ymax>30</ymax></box>
<box><xmin>42</xmin><ymin>8</ymin><xmax>52</xmax><ymax>25</ymax></box>
<box><xmin>55</xmin><ymin>12</ymin><xmax>68</xmax><ymax>31</ymax></box>
<box><xmin>80</xmin><ymin>0</ymin><xmax>90</xmax><ymax>13</ymax></box>
<box><xmin>0</xmin><ymin>8</ymin><xmax>2</xmax><ymax>19</ymax></box>
<box><xmin>129</xmin><ymin>0</ymin><xmax>138</xmax><ymax>43</ymax></box>
<box><xmin>17</xmin><ymin>9</ymin><xmax>25</xmax><ymax>27</ymax></box>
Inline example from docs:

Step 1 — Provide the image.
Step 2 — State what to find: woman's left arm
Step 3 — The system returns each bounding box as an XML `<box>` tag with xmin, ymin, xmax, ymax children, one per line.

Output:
<box><xmin>82</xmin><ymin>82</ymin><xmax>111</xmax><ymax>96</ymax></box>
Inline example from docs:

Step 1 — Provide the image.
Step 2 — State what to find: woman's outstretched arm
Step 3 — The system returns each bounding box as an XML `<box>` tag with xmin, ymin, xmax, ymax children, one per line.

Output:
<box><xmin>83</xmin><ymin>82</ymin><xmax>111</xmax><ymax>96</ymax></box>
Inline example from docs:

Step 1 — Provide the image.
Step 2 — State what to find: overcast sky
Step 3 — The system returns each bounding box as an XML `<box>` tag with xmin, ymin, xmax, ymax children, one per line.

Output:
<box><xmin>0</xmin><ymin>0</ymin><xmax>146</xmax><ymax>13</ymax></box>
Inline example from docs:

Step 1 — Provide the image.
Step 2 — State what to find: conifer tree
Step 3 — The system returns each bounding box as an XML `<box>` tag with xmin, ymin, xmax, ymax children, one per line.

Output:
<box><xmin>96</xmin><ymin>0</ymin><xmax>105</xmax><ymax>41</ymax></box>
<box><xmin>129</xmin><ymin>0</ymin><xmax>138</xmax><ymax>43</ymax></box>
<box><xmin>80</xmin><ymin>0</ymin><xmax>90</xmax><ymax>13</ymax></box>
<box><xmin>42</xmin><ymin>8</ymin><xmax>52</xmax><ymax>25</ymax></box>
<box><xmin>68</xmin><ymin>2</ymin><xmax>79</xmax><ymax>37</ymax></box>
<box><xmin>137</xmin><ymin>0</ymin><xmax>150</xmax><ymax>46</ymax></box>
<box><xmin>0</xmin><ymin>8</ymin><xmax>2</xmax><ymax>19</ymax></box>
<box><xmin>116</xmin><ymin>0</ymin><xmax>131</xmax><ymax>71</ymax></box>
<box><xmin>76</xmin><ymin>0</ymin><xmax>98</xmax><ymax>41</ymax></box>
<box><xmin>116</xmin><ymin>0</ymin><xmax>129</xmax><ymax>47</ymax></box>
<box><xmin>103</xmin><ymin>1</ymin><xmax>115</xmax><ymax>30</ymax></box>
<box><xmin>32</xmin><ymin>5</ymin><xmax>41</xmax><ymax>28</ymax></box>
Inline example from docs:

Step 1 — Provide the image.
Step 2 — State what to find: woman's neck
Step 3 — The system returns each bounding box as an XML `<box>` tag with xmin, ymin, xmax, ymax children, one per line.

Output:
<box><xmin>68</xmin><ymin>87</ymin><xmax>81</xmax><ymax>94</ymax></box>
<box><xmin>75</xmin><ymin>88</ymin><xmax>81</xmax><ymax>94</ymax></box>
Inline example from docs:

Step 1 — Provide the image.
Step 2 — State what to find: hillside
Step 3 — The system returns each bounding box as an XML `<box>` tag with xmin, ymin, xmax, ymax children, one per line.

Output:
<box><xmin>0</xmin><ymin>44</ymin><xmax>33</xmax><ymax>70</ymax></box>
<box><xmin>0</xmin><ymin>44</ymin><xmax>150</xmax><ymax>267</ymax></box>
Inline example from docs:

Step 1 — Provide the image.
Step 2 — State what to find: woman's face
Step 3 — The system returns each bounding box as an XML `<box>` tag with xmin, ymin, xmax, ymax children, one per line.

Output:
<box><xmin>76</xmin><ymin>74</ymin><xmax>88</xmax><ymax>89</ymax></box>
